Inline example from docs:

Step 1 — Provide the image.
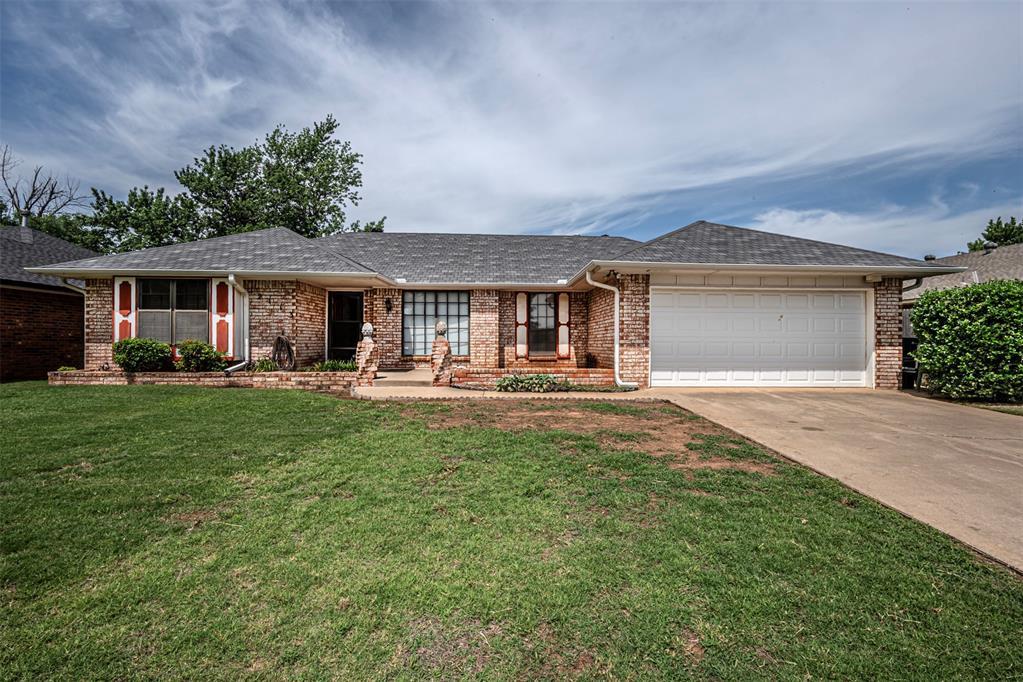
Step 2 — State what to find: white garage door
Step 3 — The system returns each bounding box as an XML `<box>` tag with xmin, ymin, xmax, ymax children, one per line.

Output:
<box><xmin>650</xmin><ymin>289</ymin><xmax>869</xmax><ymax>387</ymax></box>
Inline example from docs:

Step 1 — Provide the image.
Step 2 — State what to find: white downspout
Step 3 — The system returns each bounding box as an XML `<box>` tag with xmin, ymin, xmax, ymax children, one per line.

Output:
<box><xmin>225</xmin><ymin>274</ymin><xmax>249</xmax><ymax>373</ymax></box>
<box><xmin>586</xmin><ymin>269</ymin><xmax>638</xmax><ymax>388</ymax></box>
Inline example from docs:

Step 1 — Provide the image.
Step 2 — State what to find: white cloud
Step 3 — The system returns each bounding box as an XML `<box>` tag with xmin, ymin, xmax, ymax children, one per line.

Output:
<box><xmin>750</xmin><ymin>198</ymin><xmax>1023</xmax><ymax>259</ymax></box>
<box><xmin>1</xmin><ymin>0</ymin><xmax>1020</xmax><ymax>249</ymax></box>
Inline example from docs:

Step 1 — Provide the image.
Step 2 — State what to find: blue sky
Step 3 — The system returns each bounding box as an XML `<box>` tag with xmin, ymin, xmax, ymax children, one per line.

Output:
<box><xmin>1</xmin><ymin>1</ymin><xmax>1020</xmax><ymax>258</ymax></box>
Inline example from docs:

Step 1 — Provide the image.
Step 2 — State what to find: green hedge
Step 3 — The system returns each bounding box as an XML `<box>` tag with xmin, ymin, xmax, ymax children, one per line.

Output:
<box><xmin>175</xmin><ymin>340</ymin><xmax>227</xmax><ymax>372</ymax></box>
<box><xmin>112</xmin><ymin>338</ymin><xmax>173</xmax><ymax>372</ymax></box>
<box><xmin>911</xmin><ymin>280</ymin><xmax>1023</xmax><ymax>401</ymax></box>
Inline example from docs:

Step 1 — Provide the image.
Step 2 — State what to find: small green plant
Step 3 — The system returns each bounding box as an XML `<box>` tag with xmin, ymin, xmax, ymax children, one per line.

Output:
<box><xmin>112</xmin><ymin>338</ymin><xmax>173</xmax><ymax>372</ymax></box>
<box><xmin>251</xmin><ymin>358</ymin><xmax>279</xmax><ymax>372</ymax></box>
<box><xmin>174</xmin><ymin>339</ymin><xmax>227</xmax><ymax>372</ymax></box>
<box><xmin>495</xmin><ymin>373</ymin><xmax>562</xmax><ymax>393</ymax></box>
<box><xmin>56</xmin><ymin>366</ymin><xmax>77</xmax><ymax>372</ymax></box>
<box><xmin>912</xmin><ymin>280</ymin><xmax>1023</xmax><ymax>401</ymax></box>
<box><xmin>309</xmin><ymin>359</ymin><xmax>358</xmax><ymax>372</ymax></box>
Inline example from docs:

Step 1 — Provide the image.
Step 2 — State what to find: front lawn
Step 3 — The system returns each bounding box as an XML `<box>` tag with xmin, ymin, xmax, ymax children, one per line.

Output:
<box><xmin>1</xmin><ymin>383</ymin><xmax>1020</xmax><ymax>679</ymax></box>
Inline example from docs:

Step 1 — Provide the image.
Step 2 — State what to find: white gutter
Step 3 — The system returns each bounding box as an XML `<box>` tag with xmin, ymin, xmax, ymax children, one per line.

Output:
<box><xmin>585</xmin><ymin>270</ymin><xmax>638</xmax><ymax>388</ymax></box>
<box><xmin>61</xmin><ymin>278</ymin><xmax>85</xmax><ymax>294</ymax></box>
<box><xmin>225</xmin><ymin>274</ymin><xmax>250</xmax><ymax>372</ymax></box>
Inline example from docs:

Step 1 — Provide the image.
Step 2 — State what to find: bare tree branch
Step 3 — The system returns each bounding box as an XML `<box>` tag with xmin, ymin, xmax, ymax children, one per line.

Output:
<box><xmin>0</xmin><ymin>144</ymin><xmax>88</xmax><ymax>218</ymax></box>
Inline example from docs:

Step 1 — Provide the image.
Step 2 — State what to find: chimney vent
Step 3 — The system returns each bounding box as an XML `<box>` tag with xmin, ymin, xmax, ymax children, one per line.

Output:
<box><xmin>984</xmin><ymin>241</ymin><xmax>998</xmax><ymax>254</ymax></box>
<box><xmin>18</xmin><ymin>214</ymin><xmax>33</xmax><ymax>244</ymax></box>
<box><xmin>923</xmin><ymin>254</ymin><xmax>936</xmax><ymax>261</ymax></box>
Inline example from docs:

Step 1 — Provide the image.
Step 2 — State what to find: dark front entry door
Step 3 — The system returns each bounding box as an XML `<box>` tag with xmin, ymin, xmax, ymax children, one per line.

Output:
<box><xmin>328</xmin><ymin>291</ymin><xmax>363</xmax><ymax>361</ymax></box>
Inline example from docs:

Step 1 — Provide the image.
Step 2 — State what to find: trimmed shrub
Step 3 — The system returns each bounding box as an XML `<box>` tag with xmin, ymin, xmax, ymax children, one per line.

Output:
<box><xmin>495</xmin><ymin>374</ymin><xmax>564</xmax><ymax>393</ymax></box>
<box><xmin>911</xmin><ymin>280</ymin><xmax>1023</xmax><ymax>401</ymax></box>
<box><xmin>112</xmin><ymin>338</ymin><xmax>173</xmax><ymax>373</ymax></box>
<box><xmin>309</xmin><ymin>359</ymin><xmax>357</xmax><ymax>372</ymax></box>
<box><xmin>174</xmin><ymin>339</ymin><xmax>227</xmax><ymax>372</ymax></box>
<box><xmin>251</xmin><ymin>358</ymin><xmax>279</xmax><ymax>372</ymax></box>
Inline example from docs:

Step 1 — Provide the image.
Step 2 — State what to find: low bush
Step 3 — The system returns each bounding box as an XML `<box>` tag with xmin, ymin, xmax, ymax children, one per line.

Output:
<box><xmin>911</xmin><ymin>280</ymin><xmax>1023</xmax><ymax>401</ymax></box>
<box><xmin>494</xmin><ymin>374</ymin><xmax>564</xmax><ymax>393</ymax></box>
<box><xmin>174</xmin><ymin>340</ymin><xmax>227</xmax><ymax>373</ymax></box>
<box><xmin>112</xmin><ymin>338</ymin><xmax>173</xmax><ymax>372</ymax></box>
<box><xmin>250</xmin><ymin>358</ymin><xmax>279</xmax><ymax>372</ymax></box>
<box><xmin>56</xmin><ymin>366</ymin><xmax>77</xmax><ymax>372</ymax></box>
<box><xmin>309</xmin><ymin>359</ymin><xmax>358</xmax><ymax>372</ymax></box>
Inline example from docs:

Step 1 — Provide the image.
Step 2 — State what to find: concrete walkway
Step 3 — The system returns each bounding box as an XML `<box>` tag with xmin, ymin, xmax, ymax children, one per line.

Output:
<box><xmin>656</xmin><ymin>388</ymin><xmax>1023</xmax><ymax>572</ymax></box>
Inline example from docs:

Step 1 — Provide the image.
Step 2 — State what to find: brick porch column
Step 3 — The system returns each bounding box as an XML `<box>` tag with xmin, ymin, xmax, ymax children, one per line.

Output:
<box><xmin>469</xmin><ymin>289</ymin><xmax>499</xmax><ymax>366</ymax></box>
<box><xmin>873</xmin><ymin>277</ymin><xmax>903</xmax><ymax>389</ymax></box>
<box><xmin>84</xmin><ymin>279</ymin><xmax>114</xmax><ymax>369</ymax></box>
<box><xmin>618</xmin><ymin>274</ymin><xmax>650</xmax><ymax>387</ymax></box>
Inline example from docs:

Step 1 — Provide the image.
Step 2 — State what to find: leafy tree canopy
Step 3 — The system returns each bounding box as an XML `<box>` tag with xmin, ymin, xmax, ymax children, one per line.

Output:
<box><xmin>967</xmin><ymin>216</ymin><xmax>1022</xmax><ymax>252</ymax></box>
<box><xmin>3</xmin><ymin>115</ymin><xmax>385</xmax><ymax>253</ymax></box>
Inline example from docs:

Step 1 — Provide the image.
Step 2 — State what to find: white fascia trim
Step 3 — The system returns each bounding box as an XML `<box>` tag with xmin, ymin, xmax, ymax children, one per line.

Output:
<box><xmin>23</xmin><ymin>267</ymin><xmax>386</xmax><ymax>279</ymax></box>
<box><xmin>568</xmin><ymin>260</ymin><xmax>969</xmax><ymax>284</ymax></box>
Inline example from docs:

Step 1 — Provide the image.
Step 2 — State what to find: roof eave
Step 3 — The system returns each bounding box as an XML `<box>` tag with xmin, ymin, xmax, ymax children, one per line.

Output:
<box><xmin>570</xmin><ymin>260</ymin><xmax>968</xmax><ymax>283</ymax></box>
<box><xmin>23</xmin><ymin>266</ymin><xmax>384</xmax><ymax>279</ymax></box>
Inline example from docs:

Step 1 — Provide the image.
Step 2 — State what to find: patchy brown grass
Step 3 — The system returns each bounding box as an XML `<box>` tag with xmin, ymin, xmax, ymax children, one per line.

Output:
<box><xmin>400</xmin><ymin>617</ymin><xmax>504</xmax><ymax>674</ymax></box>
<box><xmin>163</xmin><ymin>508</ymin><xmax>219</xmax><ymax>531</ymax></box>
<box><xmin>404</xmin><ymin>400</ymin><xmax>776</xmax><ymax>476</ymax></box>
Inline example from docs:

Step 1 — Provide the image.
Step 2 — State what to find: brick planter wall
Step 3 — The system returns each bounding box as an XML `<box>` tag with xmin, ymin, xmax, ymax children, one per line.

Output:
<box><xmin>1</xmin><ymin>285</ymin><xmax>85</xmax><ymax>381</ymax></box>
<box><xmin>84</xmin><ymin>279</ymin><xmax>114</xmax><ymax>370</ymax></box>
<box><xmin>873</xmin><ymin>277</ymin><xmax>903</xmax><ymax>389</ymax></box>
<box><xmin>245</xmin><ymin>280</ymin><xmax>326</xmax><ymax>367</ymax></box>
<box><xmin>451</xmin><ymin>366</ymin><xmax>615</xmax><ymax>390</ymax></box>
<box><xmin>48</xmin><ymin>370</ymin><xmax>356</xmax><ymax>395</ymax></box>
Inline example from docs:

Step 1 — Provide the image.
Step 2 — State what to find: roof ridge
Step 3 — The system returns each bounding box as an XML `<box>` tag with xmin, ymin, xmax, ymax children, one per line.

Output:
<box><xmin>607</xmin><ymin>220</ymin><xmax>707</xmax><ymax>260</ymax></box>
<box><xmin>321</xmin><ymin>231</ymin><xmax>640</xmax><ymax>241</ymax></box>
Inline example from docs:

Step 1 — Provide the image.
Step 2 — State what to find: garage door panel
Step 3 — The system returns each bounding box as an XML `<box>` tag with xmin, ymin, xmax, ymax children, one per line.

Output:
<box><xmin>650</xmin><ymin>289</ymin><xmax>867</xmax><ymax>387</ymax></box>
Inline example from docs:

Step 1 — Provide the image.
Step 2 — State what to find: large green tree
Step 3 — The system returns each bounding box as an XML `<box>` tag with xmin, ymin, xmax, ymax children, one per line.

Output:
<box><xmin>90</xmin><ymin>186</ymin><xmax>199</xmax><ymax>252</ymax></box>
<box><xmin>968</xmin><ymin>216</ymin><xmax>1022</xmax><ymax>252</ymax></box>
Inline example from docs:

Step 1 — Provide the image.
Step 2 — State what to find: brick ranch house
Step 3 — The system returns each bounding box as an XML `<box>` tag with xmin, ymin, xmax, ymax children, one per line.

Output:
<box><xmin>1</xmin><ymin>224</ymin><xmax>96</xmax><ymax>381</ymax></box>
<box><xmin>27</xmin><ymin>221</ymin><xmax>961</xmax><ymax>389</ymax></box>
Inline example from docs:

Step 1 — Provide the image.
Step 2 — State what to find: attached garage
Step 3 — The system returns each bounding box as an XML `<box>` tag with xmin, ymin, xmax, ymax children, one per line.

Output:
<box><xmin>649</xmin><ymin>288</ymin><xmax>871</xmax><ymax>387</ymax></box>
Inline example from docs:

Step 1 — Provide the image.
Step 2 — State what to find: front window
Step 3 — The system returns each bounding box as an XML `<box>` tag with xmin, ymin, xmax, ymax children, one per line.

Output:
<box><xmin>528</xmin><ymin>293</ymin><xmax>557</xmax><ymax>355</ymax></box>
<box><xmin>402</xmin><ymin>291</ymin><xmax>470</xmax><ymax>356</ymax></box>
<box><xmin>137</xmin><ymin>279</ymin><xmax>209</xmax><ymax>345</ymax></box>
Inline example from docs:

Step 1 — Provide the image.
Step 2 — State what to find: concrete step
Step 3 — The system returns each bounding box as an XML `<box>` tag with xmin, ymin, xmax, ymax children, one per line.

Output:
<box><xmin>374</xmin><ymin>368</ymin><xmax>433</xmax><ymax>387</ymax></box>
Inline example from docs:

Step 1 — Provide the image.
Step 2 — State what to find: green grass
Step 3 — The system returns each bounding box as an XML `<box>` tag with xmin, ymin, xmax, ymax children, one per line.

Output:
<box><xmin>1</xmin><ymin>383</ymin><xmax>1021</xmax><ymax>679</ymax></box>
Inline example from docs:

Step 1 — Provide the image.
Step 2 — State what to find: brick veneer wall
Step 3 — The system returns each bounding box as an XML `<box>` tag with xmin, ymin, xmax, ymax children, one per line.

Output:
<box><xmin>586</xmin><ymin>286</ymin><xmax>615</xmax><ymax>369</ymax></box>
<box><xmin>873</xmin><ymin>277</ymin><xmax>903</xmax><ymax>389</ymax></box>
<box><xmin>1</xmin><ymin>285</ymin><xmax>85</xmax><ymax>381</ymax></box>
<box><xmin>469</xmin><ymin>289</ymin><xmax>499</xmax><ymax>366</ymax></box>
<box><xmin>619</xmin><ymin>274</ymin><xmax>650</xmax><ymax>387</ymax></box>
<box><xmin>496</xmin><ymin>291</ymin><xmax>590</xmax><ymax>368</ymax></box>
<box><xmin>245</xmin><ymin>280</ymin><xmax>326</xmax><ymax>367</ymax></box>
<box><xmin>363</xmin><ymin>287</ymin><xmax>409</xmax><ymax>369</ymax></box>
<box><xmin>84</xmin><ymin>278</ymin><xmax>114</xmax><ymax>370</ymax></box>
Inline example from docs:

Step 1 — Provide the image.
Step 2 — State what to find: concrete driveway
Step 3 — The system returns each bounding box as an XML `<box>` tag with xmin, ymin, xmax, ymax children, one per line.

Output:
<box><xmin>656</xmin><ymin>389</ymin><xmax>1023</xmax><ymax>572</ymax></box>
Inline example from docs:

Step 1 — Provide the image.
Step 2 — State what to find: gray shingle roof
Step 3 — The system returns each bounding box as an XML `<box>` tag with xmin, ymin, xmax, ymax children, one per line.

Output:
<box><xmin>33</xmin><ymin>227</ymin><xmax>371</xmax><ymax>275</ymax></box>
<box><xmin>0</xmin><ymin>226</ymin><xmax>97</xmax><ymax>289</ymax></box>
<box><xmin>903</xmin><ymin>243</ymin><xmax>1023</xmax><ymax>301</ymax></box>
<box><xmin>610</xmin><ymin>221</ymin><xmax>953</xmax><ymax>269</ymax></box>
<box><xmin>318</xmin><ymin>232</ymin><xmax>641</xmax><ymax>284</ymax></box>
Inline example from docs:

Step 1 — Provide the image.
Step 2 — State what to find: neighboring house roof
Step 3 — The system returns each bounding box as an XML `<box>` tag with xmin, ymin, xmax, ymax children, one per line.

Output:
<box><xmin>608</xmin><ymin>221</ymin><xmax>953</xmax><ymax>270</ymax></box>
<box><xmin>319</xmin><ymin>232</ymin><xmax>640</xmax><ymax>284</ymax></box>
<box><xmin>27</xmin><ymin>220</ymin><xmax>962</xmax><ymax>284</ymax></box>
<box><xmin>35</xmin><ymin>227</ymin><xmax>372</xmax><ymax>276</ymax></box>
<box><xmin>903</xmin><ymin>243</ymin><xmax>1023</xmax><ymax>302</ymax></box>
<box><xmin>0</xmin><ymin>225</ymin><xmax>97</xmax><ymax>290</ymax></box>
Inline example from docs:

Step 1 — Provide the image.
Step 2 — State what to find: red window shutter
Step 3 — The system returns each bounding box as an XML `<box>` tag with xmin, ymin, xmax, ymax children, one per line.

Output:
<box><xmin>515</xmin><ymin>293</ymin><xmax>528</xmax><ymax>358</ymax></box>
<box><xmin>211</xmin><ymin>279</ymin><xmax>233</xmax><ymax>356</ymax></box>
<box><xmin>556</xmin><ymin>293</ymin><xmax>570</xmax><ymax>359</ymax></box>
<box><xmin>113</xmin><ymin>277</ymin><xmax>135</xmax><ymax>341</ymax></box>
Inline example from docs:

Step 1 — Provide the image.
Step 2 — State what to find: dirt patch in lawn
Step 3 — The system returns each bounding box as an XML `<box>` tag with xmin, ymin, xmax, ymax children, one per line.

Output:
<box><xmin>163</xmin><ymin>508</ymin><xmax>220</xmax><ymax>531</ymax></box>
<box><xmin>405</xmin><ymin>400</ymin><xmax>776</xmax><ymax>475</ymax></box>
<box><xmin>401</xmin><ymin>617</ymin><xmax>504</xmax><ymax>673</ymax></box>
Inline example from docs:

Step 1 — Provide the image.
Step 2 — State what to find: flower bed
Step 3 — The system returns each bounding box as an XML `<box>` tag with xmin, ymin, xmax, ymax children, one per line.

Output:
<box><xmin>451</xmin><ymin>367</ymin><xmax>615</xmax><ymax>390</ymax></box>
